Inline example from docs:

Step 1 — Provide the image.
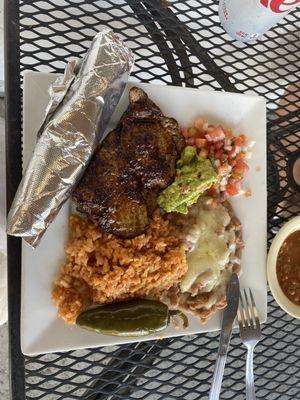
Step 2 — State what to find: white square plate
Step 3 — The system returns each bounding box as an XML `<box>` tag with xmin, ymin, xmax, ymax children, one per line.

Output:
<box><xmin>21</xmin><ymin>72</ymin><xmax>267</xmax><ymax>355</ymax></box>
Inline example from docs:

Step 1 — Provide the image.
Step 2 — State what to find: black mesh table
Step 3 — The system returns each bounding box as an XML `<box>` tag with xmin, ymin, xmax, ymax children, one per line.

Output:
<box><xmin>5</xmin><ymin>1</ymin><xmax>300</xmax><ymax>399</ymax></box>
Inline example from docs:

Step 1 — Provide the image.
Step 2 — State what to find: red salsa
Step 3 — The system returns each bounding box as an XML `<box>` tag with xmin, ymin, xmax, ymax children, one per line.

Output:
<box><xmin>276</xmin><ymin>230</ymin><xmax>300</xmax><ymax>306</ymax></box>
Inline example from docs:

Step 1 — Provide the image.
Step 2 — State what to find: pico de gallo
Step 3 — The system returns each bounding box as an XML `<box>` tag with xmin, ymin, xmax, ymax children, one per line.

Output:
<box><xmin>181</xmin><ymin>118</ymin><xmax>254</xmax><ymax>199</ymax></box>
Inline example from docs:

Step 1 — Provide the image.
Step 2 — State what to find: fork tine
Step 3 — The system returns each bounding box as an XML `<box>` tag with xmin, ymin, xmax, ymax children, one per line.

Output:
<box><xmin>240</xmin><ymin>290</ymin><xmax>251</xmax><ymax>326</ymax></box>
<box><xmin>237</xmin><ymin>304</ymin><xmax>245</xmax><ymax>331</ymax></box>
<box><xmin>244</xmin><ymin>289</ymin><xmax>255</xmax><ymax>327</ymax></box>
<box><xmin>239</xmin><ymin>292</ymin><xmax>249</xmax><ymax>327</ymax></box>
<box><xmin>249</xmin><ymin>288</ymin><xmax>260</xmax><ymax>327</ymax></box>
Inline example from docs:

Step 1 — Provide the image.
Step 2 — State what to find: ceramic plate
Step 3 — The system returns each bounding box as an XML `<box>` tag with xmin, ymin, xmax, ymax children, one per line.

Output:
<box><xmin>21</xmin><ymin>72</ymin><xmax>267</xmax><ymax>355</ymax></box>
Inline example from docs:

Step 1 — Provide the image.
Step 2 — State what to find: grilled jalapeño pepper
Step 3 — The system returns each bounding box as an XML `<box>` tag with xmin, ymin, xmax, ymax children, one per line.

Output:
<box><xmin>76</xmin><ymin>299</ymin><xmax>188</xmax><ymax>337</ymax></box>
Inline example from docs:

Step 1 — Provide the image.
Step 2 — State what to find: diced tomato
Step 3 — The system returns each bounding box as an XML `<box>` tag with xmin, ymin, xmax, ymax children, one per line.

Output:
<box><xmin>235</xmin><ymin>159</ymin><xmax>249</xmax><ymax>173</ymax></box>
<box><xmin>186</xmin><ymin>137</ymin><xmax>195</xmax><ymax>145</ymax></box>
<box><xmin>206</xmin><ymin>185</ymin><xmax>219</xmax><ymax>197</ymax></box>
<box><xmin>204</xmin><ymin>139</ymin><xmax>211</xmax><ymax>149</ymax></box>
<box><xmin>195</xmin><ymin>138</ymin><xmax>207</xmax><ymax>148</ymax></box>
<box><xmin>218</xmin><ymin>164</ymin><xmax>231</xmax><ymax>176</ymax></box>
<box><xmin>234</xmin><ymin>134</ymin><xmax>248</xmax><ymax>146</ymax></box>
<box><xmin>220</xmin><ymin>153</ymin><xmax>228</xmax><ymax>162</ymax></box>
<box><xmin>226</xmin><ymin>182</ymin><xmax>239</xmax><ymax>196</ymax></box>
<box><xmin>214</xmin><ymin>141</ymin><xmax>224</xmax><ymax>150</ymax></box>
<box><xmin>194</xmin><ymin>118</ymin><xmax>204</xmax><ymax>131</ymax></box>
<box><xmin>199</xmin><ymin>148</ymin><xmax>209</xmax><ymax>158</ymax></box>
<box><xmin>225</xmin><ymin>128</ymin><xmax>233</xmax><ymax>138</ymax></box>
<box><xmin>237</xmin><ymin>158</ymin><xmax>249</xmax><ymax>167</ymax></box>
<box><xmin>181</xmin><ymin>128</ymin><xmax>189</xmax><ymax>138</ymax></box>
<box><xmin>236</xmin><ymin>152</ymin><xmax>246</xmax><ymax>159</ymax></box>
<box><xmin>214</xmin><ymin>149</ymin><xmax>224</xmax><ymax>160</ymax></box>
<box><xmin>206</xmin><ymin>187</ymin><xmax>215</xmax><ymax>197</ymax></box>
<box><xmin>229</xmin><ymin>158</ymin><xmax>237</xmax><ymax>167</ymax></box>
<box><xmin>205</xmin><ymin>126</ymin><xmax>225</xmax><ymax>143</ymax></box>
<box><xmin>232</xmin><ymin>171</ymin><xmax>243</xmax><ymax>181</ymax></box>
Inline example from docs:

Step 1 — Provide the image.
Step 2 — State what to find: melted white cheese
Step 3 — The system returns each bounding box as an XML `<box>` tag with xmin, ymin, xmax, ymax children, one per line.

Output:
<box><xmin>180</xmin><ymin>201</ymin><xmax>232</xmax><ymax>293</ymax></box>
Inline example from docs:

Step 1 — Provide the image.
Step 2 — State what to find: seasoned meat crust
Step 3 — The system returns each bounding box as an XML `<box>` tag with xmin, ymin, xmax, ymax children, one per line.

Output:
<box><xmin>73</xmin><ymin>87</ymin><xmax>185</xmax><ymax>238</ymax></box>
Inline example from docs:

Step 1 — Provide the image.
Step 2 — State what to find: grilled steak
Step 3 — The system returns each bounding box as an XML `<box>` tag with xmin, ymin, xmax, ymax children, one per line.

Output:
<box><xmin>73</xmin><ymin>87</ymin><xmax>185</xmax><ymax>238</ymax></box>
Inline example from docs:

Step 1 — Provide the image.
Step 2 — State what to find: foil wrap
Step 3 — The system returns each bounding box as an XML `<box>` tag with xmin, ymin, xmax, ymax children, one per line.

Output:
<box><xmin>7</xmin><ymin>29</ymin><xmax>134</xmax><ymax>247</ymax></box>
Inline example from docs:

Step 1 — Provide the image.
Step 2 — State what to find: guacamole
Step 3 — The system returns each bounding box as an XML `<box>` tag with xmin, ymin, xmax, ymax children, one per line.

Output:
<box><xmin>158</xmin><ymin>146</ymin><xmax>218</xmax><ymax>214</ymax></box>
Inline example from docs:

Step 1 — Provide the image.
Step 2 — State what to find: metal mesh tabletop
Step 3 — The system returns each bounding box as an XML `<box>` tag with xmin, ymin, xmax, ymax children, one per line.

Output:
<box><xmin>5</xmin><ymin>1</ymin><xmax>300</xmax><ymax>399</ymax></box>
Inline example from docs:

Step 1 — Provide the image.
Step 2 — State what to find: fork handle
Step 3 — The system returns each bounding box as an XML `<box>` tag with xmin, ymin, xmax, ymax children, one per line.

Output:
<box><xmin>246</xmin><ymin>346</ymin><xmax>256</xmax><ymax>400</ymax></box>
<box><xmin>209</xmin><ymin>354</ymin><xmax>227</xmax><ymax>400</ymax></box>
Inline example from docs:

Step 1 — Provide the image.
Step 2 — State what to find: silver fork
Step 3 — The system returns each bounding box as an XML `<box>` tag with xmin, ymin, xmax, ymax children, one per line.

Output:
<box><xmin>237</xmin><ymin>289</ymin><xmax>262</xmax><ymax>400</ymax></box>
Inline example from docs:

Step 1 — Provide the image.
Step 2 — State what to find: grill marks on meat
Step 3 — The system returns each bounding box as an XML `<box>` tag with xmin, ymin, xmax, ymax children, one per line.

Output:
<box><xmin>73</xmin><ymin>87</ymin><xmax>185</xmax><ymax>238</ymax></box>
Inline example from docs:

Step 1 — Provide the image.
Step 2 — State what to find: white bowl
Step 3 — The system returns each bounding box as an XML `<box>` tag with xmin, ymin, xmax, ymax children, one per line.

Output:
<box><xmin>267</xmin><ymin>216</ymin><xmax>300</xmax><ymax>319</ymax></box>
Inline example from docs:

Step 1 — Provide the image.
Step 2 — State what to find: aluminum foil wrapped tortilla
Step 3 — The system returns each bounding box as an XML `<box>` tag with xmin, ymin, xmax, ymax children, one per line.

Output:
<box><xmin>7</xmin><ymin>29</ymin><xmax>134</xmax><ymax>247</ymax></box>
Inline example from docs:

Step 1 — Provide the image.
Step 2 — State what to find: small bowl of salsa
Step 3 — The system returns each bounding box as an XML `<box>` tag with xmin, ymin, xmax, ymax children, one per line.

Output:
<box><xmin>267</xmin><ymin>216</ymin><xmax>300</xmax><ymax>319</ymax></box>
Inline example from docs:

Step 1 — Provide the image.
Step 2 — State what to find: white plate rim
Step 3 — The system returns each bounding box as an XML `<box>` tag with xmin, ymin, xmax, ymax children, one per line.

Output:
<box><xmin>21</xmin><ymin>72</ymin><xmax>268</xmax><ymax>355</ymax></box>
